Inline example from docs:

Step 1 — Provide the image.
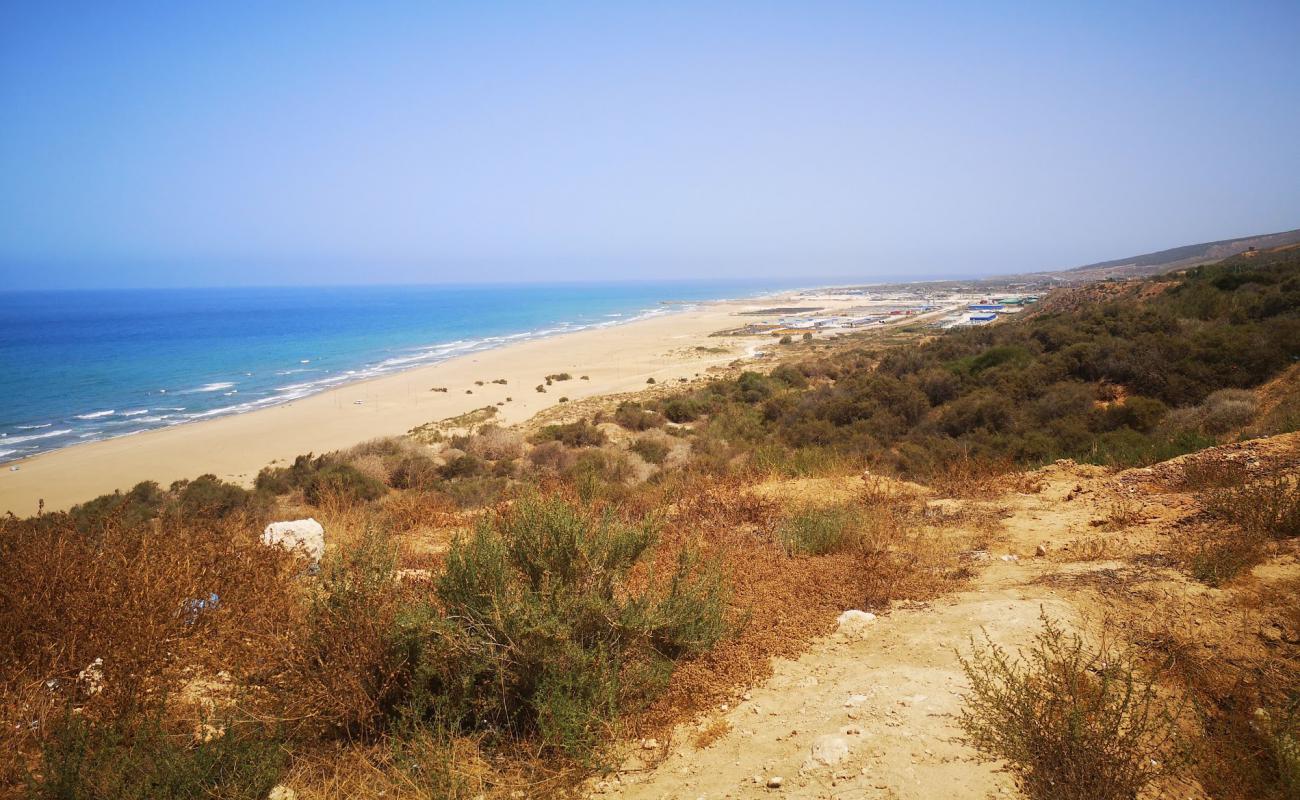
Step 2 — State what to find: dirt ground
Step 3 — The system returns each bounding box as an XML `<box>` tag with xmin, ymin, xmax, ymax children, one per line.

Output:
<box><xmin>583</xmin><ymin>433</ymin><xmax>1300</xmax><ymax>800</ymax></box>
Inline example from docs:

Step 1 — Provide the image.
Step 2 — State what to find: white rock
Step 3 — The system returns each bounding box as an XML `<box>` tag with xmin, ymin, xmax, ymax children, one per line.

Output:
<box><xmin>836</xmin><ymin>610</ymin><xmax>877</xmax><ymax>639</ymax></box>
<box><xmin>642</xmin><ymin>737</ymin><xmax>659</xmax><ymax>750</ymax></box>
<box><xmin>844</xmin><ymin>694</ymin><xmax>868</xmax><ymax>707</ymax></box>
<box><xmin>77</xmin><ymin>657</ymin><xmax>104</xmax><ymax>696</ymax></box>
<box><xmin>809</xmin><ymin>735</ymin><xmax>850</xmax><ymax>766</ymax></box>
<box><xmin>766</xmin><ymin>775</ymin><xmax>784</xmax><ymax>788</ymax></box>
<box><xmin>267</xmin><ymin>787</ymin><xmax>297</xmax><ymax>800</ymax></box>
<box><xmin>261</xmin><ymin>519</ymin><xmax>325</xmax><ymax>564</ymax></box>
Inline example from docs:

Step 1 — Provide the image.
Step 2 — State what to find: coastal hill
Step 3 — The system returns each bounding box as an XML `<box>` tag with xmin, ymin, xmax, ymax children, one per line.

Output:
<box><xmin>2</xmin><ymin>245</ymin><xmax>1297</xmax><ymax>800</ymax></box>
<box><xmin>1037</xmin><ymin>226</ymin><xmax>1300</xmax><ymax>282</ymax></box>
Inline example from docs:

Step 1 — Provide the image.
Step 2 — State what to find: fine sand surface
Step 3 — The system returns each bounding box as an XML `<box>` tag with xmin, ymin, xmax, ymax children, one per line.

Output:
<box><xmin>0</xmin><ymin>293</ymin><xmax>874</xmax><ymax>514</ymax></box>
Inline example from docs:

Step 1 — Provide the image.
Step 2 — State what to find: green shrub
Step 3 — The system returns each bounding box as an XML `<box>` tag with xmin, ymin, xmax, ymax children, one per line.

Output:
<box><xmin>430</xmin><ymin>496</ymin><xmax>726</xmax><ymax>759</ymax></box>
<box><xmin>614</xmin><ymin>402</ymin><xmax>665</xmax><ymax>431</ymax></box>
<box><xmin>304</xmin><ymin>463</ymin><xmax>386</xmax><ymax>505</ymax></box>
<box><xmin>254</xmin><ymin>453</ymin><xmax>323</xmax><ymax>495</ymax></box>
<box><xmin>438</xmin><ymin>454</ymin><xmax>487</xmax><ymax>480</ymax></box>
<box><xmin>777</xmin><ymin>504</ymin><xmax>861</xmax><ymax>555</ymax></box>
<box><xmin>173</xmin><ymin>474</ymin><xmax>264</xmax><ymax>520</ymax></box>
<box><xmin>388</xmin><ymin>452</ymin><xmax>442</xmax><ymax>490</ymax></box>
<box><xmin>957</xmin><ymin>614</ymin><xmax>1188</xmax><ymax>800</ymax></box>
<box><xmin>532</xmin><ymin>420</ymin><xmax>606</xmax><ymax>448</ymax></box>
<box><xmin>630</xmin><ymin>437</ymin><xmax>671</xmax><ymax>465</ymax></box>
<box><xmin>30</xmin><ymin>711</ymin><xmax>283</xmax><ymax>800</ymax></box>
<box><xmin>68</xmin><ymin>482</ymin><xmax>166</xmax><ymax>535</ymax></box>
<box><xmin>662</xmin><ymin>397</ymin><xmax>701</xmax><ymax>424</ymax></box>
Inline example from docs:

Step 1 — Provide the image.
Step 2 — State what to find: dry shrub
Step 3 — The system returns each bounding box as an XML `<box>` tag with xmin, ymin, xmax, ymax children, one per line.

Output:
<box><xmin>1064</xmin><ymin>536</ymin><xmax>1111</xmax><ymax>561</ymax></box>
<box><xmin>1202</xmin><ymin>473</ymin><xmax>1300</xmax><ymax>541</ymax></box>
<box><xmin>349</xmin><ymin>453</ymin><xmax>392</xmax><ymax>487</ymax></box>
<box><xmin>284</xmin><ymin>736</ymin><xmax>490</xmax><ymax>800</ymax></box>
<box><xmin>270</xmin><ymin>528</ymin><xmax>412</xmax><ymax>741</ymax></box>
<box><xmin>463</xmin><ymin>424</ymin><xmax>525</xmax><ymax>461</ymax></box>
<box><xmin>1174</xmin><ymin>523</ymin><xmax>1266</xmax><ymax>586</ymax></box>
<box><xmin>1131</xmin><ymin>605</ymin><xmax>1300</xmax><ymax>800</ymax></box>
<box><xmin>691</xmin><ymin>718</ymin><xmax>731</xmax><ymax>749</ymax></box>
<box><xmin>1099</xmin><ymin>493</ymin><xmax>1146</xmax><ymax>530</ymax></box>
<box><xmin>376</xmin><ymin>490</ymin><xmax>459</xmax><ymax>534</ymax></box>
<box><xmin>958</xmin><ymin>613</ymin><xmax>1189</xmax><ymax>800</ymax></box>
<box><xmin>0</xmin><ymin>512</ymin><xmax>297</xmax><ymax>788</ymax></box>
<box><xmin>528</xmin><ymin>440</ymin><xmax>578</xmax><ymax>473</ymax></box>
<box><xmin>927</xmin><ymin>453</ymin><xmax>1016</xmax><ymax>498</ymax></box>
<box><xmin>1177</xmin><ymin>456</ymin><xmax>1250</xmax><ymax>493</ymax></box>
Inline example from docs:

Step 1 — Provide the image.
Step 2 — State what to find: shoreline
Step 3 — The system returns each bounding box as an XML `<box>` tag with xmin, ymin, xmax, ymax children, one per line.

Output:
<box><xmin>0</xmin><ymin>284</ymin><xmax>798</xmax><ymax>466</ymax></box>
<box><xmin>1</xmin><ymin>290</ymin><xmax>853</xmax><ymax>514</ymax></box>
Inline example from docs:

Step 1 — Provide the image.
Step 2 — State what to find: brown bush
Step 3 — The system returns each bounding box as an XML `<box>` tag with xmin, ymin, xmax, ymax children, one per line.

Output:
<box><xmin>958</xmin><ymin>614</ymin><xmax>1189</xmax><ymax>800</ymax></box>
<box><xmin>0</xmin><ymin>512</ymin><xmax>297</xmax><ymax>786</ymax></box>
<box><xmin>462</xmin><ymin>424</ymin><xmax>525</xmax><ymax>461</ymax></box>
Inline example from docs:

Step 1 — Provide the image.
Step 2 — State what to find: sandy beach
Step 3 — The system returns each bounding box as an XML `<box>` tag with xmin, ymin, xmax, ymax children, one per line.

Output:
<box><xmin>1</xmin><ymin>292</ymin><xmax>880</xmax><ymax>514</ymax></box>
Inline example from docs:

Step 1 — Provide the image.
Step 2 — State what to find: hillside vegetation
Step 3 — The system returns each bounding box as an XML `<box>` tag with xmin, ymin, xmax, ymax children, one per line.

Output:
<box><xmin>1</xmin><ymin>247</ymin><xmax>1298</xmax><ymax>799</ymax></box>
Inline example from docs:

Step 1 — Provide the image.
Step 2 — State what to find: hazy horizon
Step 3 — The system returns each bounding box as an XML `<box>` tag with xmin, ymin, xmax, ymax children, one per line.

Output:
<box><xmin>3</xmin><ymin>2</ymin><xmax>1300</xmax><ymax>290</ymax></box>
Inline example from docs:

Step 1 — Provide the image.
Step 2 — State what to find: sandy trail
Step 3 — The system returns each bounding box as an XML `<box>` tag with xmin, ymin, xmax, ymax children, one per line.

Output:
<box><xmin>603</xmin><ymin>566</ymin><xmax>1062</xmax><ymax>800</ymax></box>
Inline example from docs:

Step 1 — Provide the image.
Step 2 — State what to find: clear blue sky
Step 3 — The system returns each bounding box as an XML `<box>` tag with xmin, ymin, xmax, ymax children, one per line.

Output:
<box><xmin>2</xmin><ymin>1</ymin><xmax>1298</xmax><ymax>289</ymax></box>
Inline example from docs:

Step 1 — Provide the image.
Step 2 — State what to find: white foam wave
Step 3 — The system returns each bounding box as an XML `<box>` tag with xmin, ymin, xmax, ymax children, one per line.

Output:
<box><xmin>15</xmin><ymin>423</ymin><xmax>53</xmax><ymax>430</ymax></box>
<box><xmin>2</xmin><ymin>428</ymin><xmax>72</xmax><ymax>445</ymax></box>
<box><xmin>192</xmin><ymin>382</ymin><xmax>235</xmax><ymax>393</ymax></box>
<box><xmin>75</xmin><ymin>410</ymin><xmax>115</xmax><ymax>419</ymax></box>
<box><xmin>120</xmin><ymin>409</ymin><xmax>150</xmax><ymax>416</ymax></box>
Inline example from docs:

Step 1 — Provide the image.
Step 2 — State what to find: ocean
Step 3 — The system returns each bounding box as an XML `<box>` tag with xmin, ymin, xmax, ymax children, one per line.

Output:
<box><xmin>0</xmin><ymin>280</ymin><xmax>796</xmax><ymax>463</ymax></box>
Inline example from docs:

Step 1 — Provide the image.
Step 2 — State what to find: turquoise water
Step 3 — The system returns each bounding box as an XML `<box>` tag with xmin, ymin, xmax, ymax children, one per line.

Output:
<box><xmin>0</xmin><ymin>280</ymin><xmax>795</xmax><ymax>462</ymax></box>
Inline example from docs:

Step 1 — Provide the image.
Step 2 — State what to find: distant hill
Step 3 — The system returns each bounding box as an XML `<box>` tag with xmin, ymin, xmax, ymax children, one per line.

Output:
<box><xmin>1046</xmin><ymin>227</ymin><xmax>1300</xmax><ymax>282</ymax></box>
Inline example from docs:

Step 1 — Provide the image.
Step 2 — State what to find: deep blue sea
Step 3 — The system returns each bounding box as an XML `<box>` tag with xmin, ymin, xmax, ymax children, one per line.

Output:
<box><xmin>0</xmin><ymin>280</ymin><xmax>795</xmax><ymax>462</ymax></box>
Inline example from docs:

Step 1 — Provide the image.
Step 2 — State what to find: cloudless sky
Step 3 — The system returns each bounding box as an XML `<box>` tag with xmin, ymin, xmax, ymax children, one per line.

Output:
<box><xmin>2</xmin><ymin>1</ymin><xmax>1299</xmax><ymax>289</ymax></box>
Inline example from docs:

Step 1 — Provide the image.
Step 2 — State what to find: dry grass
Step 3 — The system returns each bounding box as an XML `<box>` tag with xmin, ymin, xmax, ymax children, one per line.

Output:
<box><xmin>927</xmin><ymin>454</ymin><xmax>1018</xmax><ymax>499</ymax></box>
<box><xmin>0</xmin><ymin>511</ymin><xmax>299</xmax><ymax>788</ymax></box>
<box><xmin>1129</xmin><ymin>600</ymin><xmax>1300</xmax><ymax>800</ymax></box>
<box><xmin>1097</xmin><ymin>493</ymin><xmax>1146</xmax><ymax>530</ymax></box>
<box><xmin>691</xmin><ymin>718</ymin><xmax>732</xmax><ymax>749</ymax></box>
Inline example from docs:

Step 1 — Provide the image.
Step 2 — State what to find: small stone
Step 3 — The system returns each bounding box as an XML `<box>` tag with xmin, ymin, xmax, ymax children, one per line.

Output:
<box><xmin>844</xmin><ymin>694</ymin><xmax>868</xmax><ymax>707</ymax></box>
<box><xmin>766</xmin><ymin>776</ymin><xmax>784</xmax><ymax>789</ymax></box>
<box><xmin>1035</xmin><ymin>543</ymin><xmax>1049</xmax><ymax>557</ymax></box>
<box><xmin>642</xmin><ymin>738</ymin><xmax>659</xmax><ymax>750</ymax></box>
<box><xmin>809</xmin><ymin>734</ymin><xmax>850</xmax><ymax>767</ymax></box>
<box><xmin>267</xmin><ymin>787</ymin><xmax>297</xmax><ymax>800</ymax></box>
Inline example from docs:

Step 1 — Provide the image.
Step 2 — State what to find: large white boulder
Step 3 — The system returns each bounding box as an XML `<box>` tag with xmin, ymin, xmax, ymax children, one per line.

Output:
<box><xmin>261</xmin><ymin>518</ymin><xmax>325</xmax><ymax>564</ymax></box>
<box><xmin>808</xmin><ymin>734</ymin><xmax>850</xmax><ymax>767</ymax></box>
<box><xmin>836</xmin><ymin>609</ymin><xmax>877</xmax><ymax>640</ymax></box>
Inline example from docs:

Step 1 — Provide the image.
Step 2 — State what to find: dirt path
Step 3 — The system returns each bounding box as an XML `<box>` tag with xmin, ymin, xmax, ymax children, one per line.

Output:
<box><xmin>585</xmin><ymin>438</ymin><xmax>1300</xmax><ymax>800</ymax></box>
<box><xmin>601</xmin><ymin>568</ymin><xmax>1065</xmax><ymax>799</ymax></box>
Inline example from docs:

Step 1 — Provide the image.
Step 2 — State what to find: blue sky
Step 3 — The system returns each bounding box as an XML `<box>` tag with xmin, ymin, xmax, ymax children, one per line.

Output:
<box><xmin>2</xmin><ymin>1</ymin><xmax>1299</xmax><ymax>289</ymax></box>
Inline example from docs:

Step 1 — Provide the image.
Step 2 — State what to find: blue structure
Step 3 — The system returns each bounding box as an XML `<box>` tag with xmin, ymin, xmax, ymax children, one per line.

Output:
<box><xmin>969</xmin><ymin>314</ymin><xmax>997</xmax><ymax>322</ymax></box>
